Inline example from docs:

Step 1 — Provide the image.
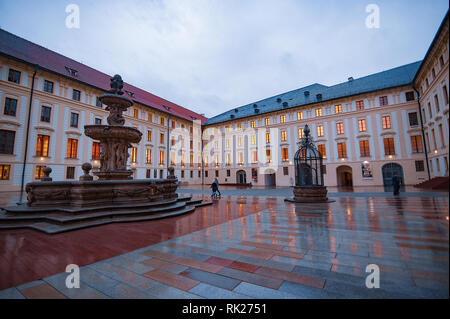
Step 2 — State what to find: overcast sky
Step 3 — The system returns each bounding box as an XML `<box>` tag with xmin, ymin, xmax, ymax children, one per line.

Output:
<box><xmin>0</xmin><ymin>0</ymin><xmax>448</xmax><ymax>117</ymax></box>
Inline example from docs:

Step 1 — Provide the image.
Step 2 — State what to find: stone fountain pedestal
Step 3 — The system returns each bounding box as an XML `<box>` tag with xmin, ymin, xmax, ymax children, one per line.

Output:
<box><xmin>284</xmin><ymin>186</ymin><xmax>333</xmax><ymax>203</ymax></box>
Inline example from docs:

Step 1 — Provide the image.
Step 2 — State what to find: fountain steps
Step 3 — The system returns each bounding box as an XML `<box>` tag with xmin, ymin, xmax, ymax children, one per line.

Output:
<box><xmin>0</xmin><ymin>196</ymin><xmax>212</xmax><ymax>234</ymax></box>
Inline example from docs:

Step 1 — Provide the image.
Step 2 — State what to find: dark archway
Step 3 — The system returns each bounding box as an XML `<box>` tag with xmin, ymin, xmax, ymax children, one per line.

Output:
<box><xmin>264</xmin><ymin>168</ymin><xmax>276</xmax><ymax>186</ymax></box>
<box><xmin>382</xmin><ymin>163</ymin><xmax>404</xmax><ymax>191</ymax></box>
<box><xmin>236</xmin><ymin>170</ymin><xmax>247</xmax><ymax>184</ymax></box>
<box><xmin>336</xmin><ymin>165</ymin><xmax>353</xmax><ymax>187</ymax></box>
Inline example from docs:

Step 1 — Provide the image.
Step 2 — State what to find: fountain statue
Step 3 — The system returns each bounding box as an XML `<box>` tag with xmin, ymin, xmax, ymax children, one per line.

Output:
<box><xmin>0</xmin><ymin>75</ymin><xmax>210</xmax><ymax>233</ymax></box>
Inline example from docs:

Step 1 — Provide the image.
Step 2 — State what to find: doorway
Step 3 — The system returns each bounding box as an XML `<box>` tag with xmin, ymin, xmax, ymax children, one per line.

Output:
<box><xmin>382</xmin><ymin>163</ymin><xmax>404</xmax><ymax>191</ymax></box>
<box><xmin>236</xmin><ymin>170</ymin><xmax>247</xmax><ymax>184</ymax></box>
<box><xmin>336</xmin><ymin>165</ymin><xmax>353</xmax><ymax>187</ymax></box>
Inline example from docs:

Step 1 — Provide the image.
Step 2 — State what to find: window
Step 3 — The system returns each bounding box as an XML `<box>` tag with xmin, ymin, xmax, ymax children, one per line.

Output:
<box><xmin>250</xmin><ymin>120</ymin><xmax>255</xmax><ymax>128</ymax></box>
<box><xmin>92</xmin><ymin>142</ymin><xmax>101</xmax><ymax>160</ymax></box>
<box><xmin>266</xmin><ymin>149</ymin><xmax>271</xmax><ymax>163</ymax></box>
<box><xmin>439</xmin><ymin>124</ymin><xmax>445</xmax><ymax>148</ymax></box>
<box><xmin>336</xmin><ymin>122</ymin><xmax>344</xmax><ymax>135</ymax></box>
<box><xmin>358</xmin><ymin>119</ymin><xmax>367</xmax><ymax>132</ymax></box>
<box><xmin>356</xmin><ymin>100</ymin><xmax>364</xmax><ymax>110</ymax></box>
<box><xmin>415</xmin><ymin>160</ymin><xmax>425</xmax><ymax>172</ymax></box>
<box><xmin>237</xmin><ymin>137</ymin><xmax>242</xmax><ymax>147</ymax></box>
<box><xmin>439</xmin><ymin>55</ymin><xmax>445</xmax><ymax>68</ymax></box>
<box><xmin>317</xmin><ymin>125</ymin><xmax>324</xmax><ymax>137</ymax></box>
<box><xmin>315</xmin><ymin>108</ymin><xmax>322</xmax><ymax>117</ymax></box>
<box><xmin>408</xmin><ymin>112</ymin><xmax>418</xmax><ymax>127</ymax></box>
<box><xmin>335</xmin><ymin>104</ymin><xmax>342</xmax><ymax>113</ymax></box>
<box><xmin>432</xmin><ymin>68</ymin><xmax>436</xmax><ymax>79</ymax></box>
<box><xmin>298</xmin><ymin>127</ymin><xmax>304</xmax><ymax>138</ymax></box>
<box><xmin>281</xmin><ymin>131</ymin><xmax>287</xmax><ymax>141</ymax></box>
<box><xmin>383</xmin><ymin>138</ymin><xmax>395</xmax><ymax>155</ymax></box>
<box><xmin>72</xmin><ymin>89</ymin><xmax>81</xmax><ymax>101</ymax></box>
<box><xmin>427</xmin><ymin>102</ymin><xmax>432</xmax><ymax>118</ymax></box>
<box><xmin>4</xmin><ymin>97</ymin><xmax>17</xmax><ymax>116</ymax></box>
<box><xmin>160</xmin><ymin>117</ymin><xmax>165</xmax><ymax>126</ymax></box>
<box><xmin>237</xmin><ymin>123</ymin><xmax>242</xmax><ymax>130</ymax></box>
<box><xmin>159</xmin><ymin>150</ymin><xmax>165</xmax><ymax>165</ymax></box>
<box><xmin>8</xmin><ymin>69</ymin><xmax>21</xmax><ymax>84</ymax></box>
<box><xmin>410</xmin><ymin>135</ymin><xmax>423</xmax><ymax>153</ymax></box>
<box><xmin>130</xmin><ymin>147</ymin><xmax>137</xmax><ymax>163</ymax></box>
<box><xmin>434</xmin><ymin>94</ymin><xmax>440</xmax><ymax>113</ymax></box>
<box><xmin>317</xmin><ymin>144</ymin><xmax>326</xmax><ymax>158</ymax></box>
<box><xmin>359</xmin><ymin>140</ymin><xmax>370</xmax><ymax>157</ymax></box>
<box><xmin>283</xmin><ymin>167</ymin><xmax>289</xmax><ymax>176</ymax></box>
<box><xmin>35</xmin><ymin>134</ymin><xmax>50</xmax><ymax>157</ymax></box>
<box><xmin>160</xmin><ymin>133</ymin><xmax>164</xmax><ymax>144</ymax></box>
<box><xmin>405</xmin><ymin>91</ymin><xmax>415</xmax><ymax>101</ymax></box>
<box><xmin>381</xmin><ymin>115</ymin><xmax>391</xmax><ymax>129</ymax></box>
<box><xmin>265</xmin><ymin>133</ymin><xmax>271</xmax><ymax>144</ymax></box>
<box><xmin>225</xmin><ymin>153</ymin><xmax>231</xmax><ymax>166</ymax></box>
<box><xmin>146</xmin><ymin>169</ymin><xmax>151</xmax><ymax>178</ymax></box>
<box><xmin>282</xmin><ymin>148</ymin><xmax>289</xmax><ymax>162</ymax></box>
<box><xmin>422</xmin><ymin>108</ymin><xmax>426</xmax><ymax>122</ymax></box>
<box><xmin>0</xmin><ymin>130</ymin><xmax>15</xmax><ymax>154</ymax></box>
<box><xmin>251</xmin><ymin>151</ymin><xmax>257</xmax><ymax>163</ymax></box>
<box><xmin>171</xmin><ymin>120</ymin><xmax>175</xmax><ymax>128</ymax></box>
<box><xmin>214</xmin><ymin>170</ymin><xmax>218</xmax><ymax>178</ymax></box>
<box><xmin>226</xmin><ymin>139</ymin><xmax>230</xmax><ymax>148</ymax></box>
<box><xmin>96</xmin><ymin>96</ymin><xmax>102</xmax><ymax>107</ymax></box>
<box><xmin>148</xmin><ymin>113</ymin><xmax>153</xmax><ymax>122</ymax></box>
<box><xmin>66</xmin><ymin>167</ymin><xmax>75</xmax><ymax>179</ymax></box>
<box><xmin>251</xmin><ymin>135</ymin><xmax>256</xmax><ymax>145</ymax></box>
<box><xmin>225</xmin><ymin>126</ymin><xmax>230</xmax><ymax>132</ymax></box>
<box><xmin>443</xmin><ymin>85</ymin><xmax>449</xmax><ymax>105</ymax></box>
<box><xmin>40</xmin><ymin>106</ymin><xmax>51</xmax><ymax>122</ymax></box>
<box><xmin>65</xmin><ymin>67</ymin><xmax>78</xmax><ymax>77</ymax></box>
<box><xmin>226</xmin><ymin>169</ymin><xmax>231</xmax><ymax>177</ymax></box>
<box><xmin>95</xmin><ymin>118</ymin><xmax>102</xmax><ymax>125</ymax></box>
<box><xmin>147</xmin><ymin>130</ymin><xmax>152</xmax><ymax>142</ymax></box>
<box><xmin>379</xmin><ymin>96</ymin><xmax>388</xmax><ymax>106</ymax></box>
<box><xmin>297</xmin><ymin>112</ymin><xmax>303</xmax><ymax>120</ymax></box>
<box><xmin>280</xmin><ymin>115</ymin><xmax>286</xmax><ymax>123</ymax></box>
<box><xmin>66</xmin><ymin>138</ymin><xmax>78</xmax><ymax>158</ymax></box>
<box><xmin>264</xmin><ymin>118</ymin><xmax>270</xmax><ymax>126</ymax></box>
<box><xmin>337</xmin><ymin>142</ymin><xmax>347</xmax><ymax>158</ymax></box>
<box><xmin>44</xmin><ymin>80</ymin><xmax>54</xmax><ymax>93</ymax></box>
<box><xmin>133</xmin><ymin>109</ymin><xmax>139</xmax><ymax>118</ymax></box>
<box><xmin>35</xmin><ymin>166</ymin><xmax>46</xmax><ymax>179</ymax></box>
<box><xmin>70</xmin><ymin>112</ymin><xmax>79</xmax><ymax>128</ymax></box>
<box><xmin>205</xmin><ymin>170</ymin><xmax>208</xmax><ymax>178</ymax></box>
<box><xmin>432</xmin><ymin>129</ymin><xmax>437</xmax><ymax>150</ymax></box>
<box><xmin>237</xmin><ymin>152</ymin><xmax>243</xmax><ymax>165</ymax></box>
<box><xmin>0</xmin><ymin>165</ymin><xmax>10</xmax><ymax>180</ymax></box>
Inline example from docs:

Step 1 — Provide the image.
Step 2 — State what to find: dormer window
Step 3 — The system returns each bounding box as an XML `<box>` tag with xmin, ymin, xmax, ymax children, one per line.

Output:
<box><xmin>65</xmin><ymin>66</ymin><xmax>79</xmax><ymax>77</ymax></box>
<box><xmin>125</xmin><ymin>90</ymin><xmax>135</xmax><ymax>97</ymax></box>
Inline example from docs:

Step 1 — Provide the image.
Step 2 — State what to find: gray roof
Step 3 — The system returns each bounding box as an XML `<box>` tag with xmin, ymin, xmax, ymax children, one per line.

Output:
<box><xmin>204</xmin><ymin>60</ymin><xmax>422</xmax><ymax>125</ymax></box>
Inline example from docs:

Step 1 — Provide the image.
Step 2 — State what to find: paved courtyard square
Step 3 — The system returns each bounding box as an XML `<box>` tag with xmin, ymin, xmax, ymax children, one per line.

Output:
<box><xmin>0</xmin><ymin>188</ymin><xmax>448</xmax><ymax>299</ymax></box>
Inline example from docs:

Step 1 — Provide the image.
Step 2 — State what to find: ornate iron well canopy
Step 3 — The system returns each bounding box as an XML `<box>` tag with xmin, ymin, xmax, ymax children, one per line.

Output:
<box><xmin>285</xmin><ymin>124</ymin><xmax>333</xmax><ymax>203</ymax></box>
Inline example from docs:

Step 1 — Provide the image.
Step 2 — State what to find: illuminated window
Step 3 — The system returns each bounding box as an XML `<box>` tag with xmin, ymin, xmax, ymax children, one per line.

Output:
<box><xmin>237</xmin><ymin>123</ymin><xmax>242</xmax><ymax>130</ymax></box>
<box><xmin>92</xmin><ymin>142</ymin><xmax>100</xmax><ymax>160</ymax></box>
<box><xmin>133</xmin><ymin>109</ymin><xmax>139</xmax><ymax>118</ymax></box>
<box><xmin>317</xmin><ymin>144</ymin><xmax>326</xmax><ymax>158</ymax></box>
<box><xmin>35</xmin><ymin>165</ymin><xmax>46</xmax><ymax>179</ymax></box>
<box><xmin>146</xmin><ymin>149</ymin><xmax>152</xmax><ymax>163</ymax></box>
<box><xmin>36</xmin><ymin>134</ymin><xmax>50</xmax><ymax>157</ymax></box>
<box><xmin>356</xmin><ymin>100</ymin><xmax>364</xmax><ymax>110</ymax></box>
<box><xmin>238</xmin><ymin>137</ymin><xmax>242</xmax><ymax>147</ymax></box>
<box><xmin>0</xmin><ymin>164</ymin><xmax>10</xmax><ymax>180</ymax></box>
<box><xmin>265</xmin><ymin>132</ymin><xmax>271</xmax><ymax>144</ymax></box>
<box><xmin>381</xmin><ymin>116</ymin><xmax>391</xmax><ymax>129</ymax></box>
<box><xmin>160</xmin><ymin>117</ymin><xmax>165</xmax><ymax>125</ymax></box>
<box><xmin>383</xmin><ymin>138</ymin><xmax>395</xmax><ymax>155</ymax></box>
<box><xmin>298</xmin><ymin>127</ymin><xmax>304</xmax><ymax>138</ymax></box>
<box><xmin>280</xmin><ymin>115</ymin><xmax>286</xmax><ymax>123</ymax></box>
<box><xmin>359</xmin><ymin>140</ymin><xmax>370</xmax><ymax>157</ymax></box>
<box><xmin>147</xmin><ymin>130</ymin><xmax>152</xmax><ymax>142</ymax></box>
<box><xmin>250</xmin><ymin>120</ymin><xmax>255</xmax><ymax>128</ymax></box>
<box><xmin>266</xmin><ymin>149</ymin><xmax>271</xmax><ymax>163</ymax></box>
<box><xmin>337</xmin><ymin>142</ymin><xmax>347</xmax><ymax>158</ymax></box>
<box><xmin>251</xmin><ymin>151</ymin><xmax>257</xmax><ymax>163</ymax></box>
<box><xmin>264</xmin><ymin>118</ymin><xmax>270</xmax><ymax>126</ymax></box>
<box><xmin>317</xmin><ymin>125</ymin><xmax>324</xmax><ymax>137</ymax></box>
<box><xmin>281</xmin><ymin>130</ymin><xmax>287</xmax><ymax>141</ymax></box>
<box><xmin>315</xmin><ymin>108</ymin><xmax>322</xmax><ymax>117</ymax></box>
<box><xmin>358</xmin><ymin>119</ymin><xmax>367</xmax><ymax>132</ymax></box>
<box><xmin>66</xmin><ymin>138</ymin><xmax>78</xmax><ymax>159</ymax></box>
<box><xmin>226</xmin><ymin>139</ymin><xmax>230</xmax><ymax>148</ymax></box>
<box><xmin>148</xmin><ymin>113</ymin><xmax>153</xmax><ymax>122</ymax></box>
<box><xmin>225</xmin><ymin>126</ymin><xmax>229</xmax><ymax>132</ymax></box>
<box><xmin>282</xmin><ymin>148</ymin><xmax>289</xmax><ymax>162</ymax></box>
<box><xmin>225</xmin><ymin>153</ymin><xmax>231</xmax><ymax>166</ymax></box>
<box><xmin>410</xmin><ymin>135</ymin><xmax>423</xmax><ymax>153</ymax></box>
<box><xmin>335</xmin><ymin>104</ymin><xmax>342</xmax><ymax>113</ymax></box>
<box><xmin>297</xmin><ymin>112</ymin><xmax>303</xmax><ymax>120</ymax></box>
<box><xmin>159</xmin><ymin>150</ymin><xmax>165</xmax><ymax>165</ymax></box>
<box><xmin>336</xmin><ymin>122</ymin><xmax>344</xmax><ymax>135</ymax></box>
<box><xmin>251</xmin><ymin>135</ymin><xmax>256</xmax><ymax>145</ymax></box>
<box><xmin>190</xmin><ymin>154</ymin><xmax>194</xmax><ymax>167</ymax></box>
<box><xmin>160</xmin><ymin>133</ymin><xmax>164</xmax><ymax>144</ymax></box>
<box><xmin>238</xmin><ymin>152</ymin><xmax>243</xmax><ymax>165</ymax></box>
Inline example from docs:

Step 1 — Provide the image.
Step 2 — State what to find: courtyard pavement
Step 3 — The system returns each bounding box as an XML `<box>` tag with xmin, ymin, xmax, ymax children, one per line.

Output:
<box><xmin>0</xmin><ymin>188</ymin><xmax>448</xmax><ymax>299</ymax></box>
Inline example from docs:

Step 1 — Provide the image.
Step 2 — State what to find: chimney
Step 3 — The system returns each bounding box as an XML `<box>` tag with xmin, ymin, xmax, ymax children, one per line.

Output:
<box><xmin>348</xmin><ymin>77</ymin><xmax>354</xmax><ymax>82</ymax></box>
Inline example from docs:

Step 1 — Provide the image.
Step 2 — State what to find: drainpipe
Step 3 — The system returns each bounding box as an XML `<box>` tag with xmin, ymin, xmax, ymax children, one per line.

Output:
<box><xmin>413</xmin><ymin>87</ymin><xmax>431</xmax><ymax>180</ymax></box>
<box><xmin>166</xmin><ymin>115</ymin><xmax>170</xmax><ymax>178</ymax></box>
<box><xmin>18</xmin><ymin>64</ymin><xmax>39</xmax><ymax>205</ymax></box>
<box><xmin>201</xmin><ymin>127</ymin><xmax>204</xmax><ymax>186</ymax></box>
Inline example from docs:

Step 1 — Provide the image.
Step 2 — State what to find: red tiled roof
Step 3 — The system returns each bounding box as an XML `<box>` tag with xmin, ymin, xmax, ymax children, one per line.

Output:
<box><xmin>0</xmin><ymin>28</ymin><xmax>207</xmax><ymax>124</ymax></box>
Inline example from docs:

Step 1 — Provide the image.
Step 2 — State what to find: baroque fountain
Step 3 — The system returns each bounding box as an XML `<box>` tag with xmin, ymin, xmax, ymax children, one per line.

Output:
<box><xmin>0</xmin><ymin>75</ymin><xmax>209</xmax><ymax>233</ymax></box>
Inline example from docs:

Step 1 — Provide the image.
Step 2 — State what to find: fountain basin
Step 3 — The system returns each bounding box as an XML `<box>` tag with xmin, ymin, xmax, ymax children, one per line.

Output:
<box><xmin>25</xmin><ymin>178</ymin><xmax>178</xmax><ymax>208</ymax></box>
<box><xmin>85</xmin><ymin>125</ymin><xmax>142</xmax><ymax>142</ymax></box>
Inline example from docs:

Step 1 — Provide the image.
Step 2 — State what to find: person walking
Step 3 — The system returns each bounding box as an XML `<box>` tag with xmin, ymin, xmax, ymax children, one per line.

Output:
<box><xmin>214</xmin><ymin>178</ymin><xmax>221</xmax><ymax>197</ymax></box>
<box><xmin>392</xmin><ymin>172</ymin><xmax>401</xmax><ymax>196</ymax></box>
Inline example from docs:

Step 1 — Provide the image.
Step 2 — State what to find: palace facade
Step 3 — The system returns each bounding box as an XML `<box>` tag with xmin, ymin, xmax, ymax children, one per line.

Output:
<box><xmin>0</xmin><ymin>11</ymin><xmax>448</xmax><ymax>191</ymax></box>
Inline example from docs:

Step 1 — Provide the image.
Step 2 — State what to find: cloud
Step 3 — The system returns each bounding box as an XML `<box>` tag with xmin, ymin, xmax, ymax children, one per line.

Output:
<box><xmin>0</xmin><ymin>0</ymin><xmax>448</xmax><ymax>117</ymax></box>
